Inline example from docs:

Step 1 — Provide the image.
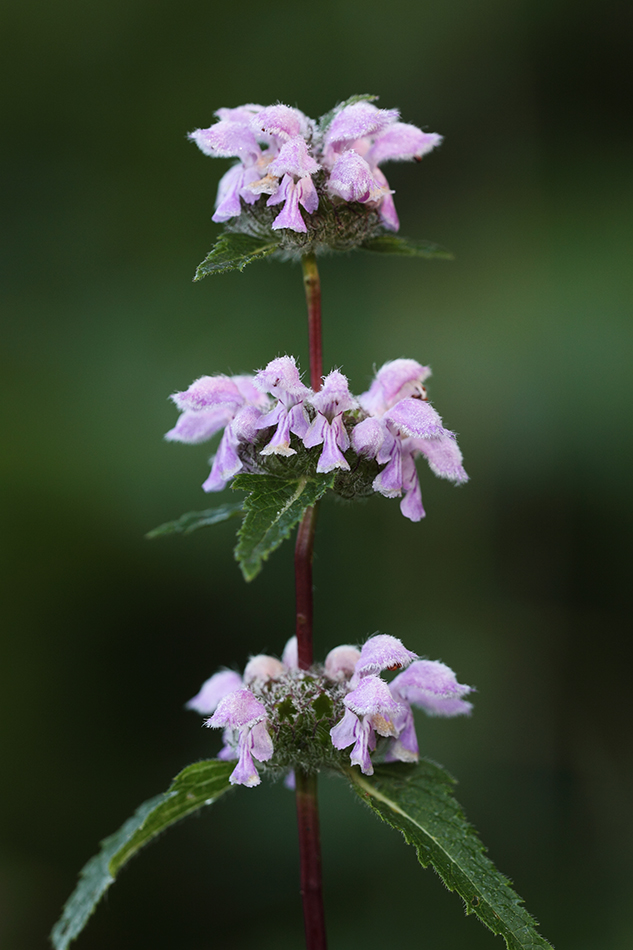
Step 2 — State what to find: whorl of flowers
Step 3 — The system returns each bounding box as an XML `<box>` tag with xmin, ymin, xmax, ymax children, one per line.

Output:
<box><xmin>166</xmin><ymin>355</ymin><xmax>468</xmax><ymax>522</ymax></box>
<box><xmin>188</xmin><ymin>97</ymin><xmax>442</xmax><ymax>253</ymax></box>
<box><xmin>187</xmin><ymin>634</ymin><xmax>473</xmax><ymax>786</ymax></box>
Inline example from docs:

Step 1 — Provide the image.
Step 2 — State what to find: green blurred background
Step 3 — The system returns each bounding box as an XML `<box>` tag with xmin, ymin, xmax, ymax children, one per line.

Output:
<box><xmin>2</xmin><ymin>0</ymin><xmax>632</xmax><ymax>947</ymax></box>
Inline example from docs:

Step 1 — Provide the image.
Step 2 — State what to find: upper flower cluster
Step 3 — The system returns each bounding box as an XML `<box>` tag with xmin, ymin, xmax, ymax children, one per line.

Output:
<box><xmin>189</xmin><ymin>98</ymin><xmax>441</xmax><ymax>247</ymax></box>
<box><xmin>188</xmin><ymin>634</ymin><xmax>473</xmax><ymax>786</ymax></box>
<box><xmin>166</xmin><ymin>355</ymin><xmax>468</xmax><ymax>522</ymax></box>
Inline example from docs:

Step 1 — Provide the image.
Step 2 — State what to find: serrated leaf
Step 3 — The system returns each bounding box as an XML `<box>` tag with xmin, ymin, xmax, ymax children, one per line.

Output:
<box><xmin>232</xmin><ymin>473</ymin><xmax>334</xmax><ymax>581</ymax></box>
<box><xmin>146</xmin><ymin>502</ymin><xmax>244</xmax><ymax>539</ymax></box>
<box><xmin>318</xmin><ymin>94</ymin><xmax>379</xmax><ymax>133</ymax></box>
<box><xmin>347</xmin><ymin>761</ymin><xmax>553</xmax><ymax>950</ymax></box>
<box><xmin>361</xmin><ymin>234</ymin><xmax>454</xmax><ymax>259</ymax></box>
<box><xmin>194</xmin><ymin>232</ymin><xmax>280</xmax><ymax>280</ymax></box>
<box><xmin>51</xmin><ymin>760</ymin><xmax>233</xmax><ymax>950</ymax></box>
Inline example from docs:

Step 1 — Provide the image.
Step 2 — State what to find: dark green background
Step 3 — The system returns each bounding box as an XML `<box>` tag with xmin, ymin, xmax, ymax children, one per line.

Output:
<box><xmin>2</xmin><ymin>0</ymin><xmax>631</xmax><ymax>947</ymax></box>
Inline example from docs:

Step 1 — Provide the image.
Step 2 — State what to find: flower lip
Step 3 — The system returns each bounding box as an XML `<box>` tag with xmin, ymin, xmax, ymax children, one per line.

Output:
<box><xmin>390</xmin><ymin>660</ymin><xmax>474</xmax><ymax>717</ymax></box>
<box><xmin>308</xmin><ymin>370</ymin><xmax>357</xmax><ymax>421</ymax></box>
<box><xmin>254</xmin><ymin>355</ymin><xmax>311</xmax><ymax>400</ymax></box>
<box><xmin>358</xmin><ymin>359</ymin><xmax>432</xmax><ymax>416</ymax></box>
<box><xmin>186</xmin><ymin>669</ymin><xmax>242</xmax><ymax>715</ymax></box>
<box><xmin>207</xmin><ymin>688</ymin><xmax>268</xmax><ymax>730</ymax></box>
<box><xmin>354</xmin><ymin>634</ymin><xmax>418</xmax><ymax>677</ymax></box>
<box><xmin>343</xmin><ymin>674</ymin><xmax>403</xmax><ymax>717</ymax></box>
<box><xmin>324</xmin><ymin>102</ymin><xmax>399</xmax><ymax>151</ymax></box>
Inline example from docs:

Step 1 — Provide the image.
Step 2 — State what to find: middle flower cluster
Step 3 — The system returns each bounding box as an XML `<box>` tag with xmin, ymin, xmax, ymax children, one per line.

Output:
<box><xmin>166</xmin><ymin>355</ymin><xmax>468</xmax><ymax>522</ymax></box>
<box><xmin>187</xmin><ymin>634</ymin><xmax>473</xmax><ymax>787</ymax></box>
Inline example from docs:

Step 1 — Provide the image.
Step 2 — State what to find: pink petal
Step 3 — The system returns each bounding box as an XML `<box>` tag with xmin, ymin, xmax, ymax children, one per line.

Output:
<box><xmin>367</xmin><ymin>123</ymin><xmax>442</xmax><ymax>166</ymax></box>
<box><xmin>214</xmin><ymin>104</ymin><xmax>264</xmax><ymax>123</ymax></box>
<box><xmin>325</xmin><ymin>645</ymin><xmax>361</xmax><ymax>680</ymax></box>
<box><xmin>202</xmin><ymin>427</ymin><xmax>242</xmax><ymax>492</ymax></box>
<box><xmin>316</xmin><ymin>423</ymin><xmax>350</xmax><ymax>473</ymax></box>
<box><xmin>254</xmin><ymin>356</ymin><xmax>310</xmax><ymax>400</ymax></box>
<box><xmin>189</xmin><ymin>121</ymin><xmax>261</xmax><ymax>161</ymax></box>
<box><xmin>385</xmin><ymin>706</ymin><xmax>419</xmax><ymax>763</ymax></box>
<box><xmin>328</xmin><ymin>151</ymin><xmax>387</xmax><ymax>203</ymax></box>
<box><xmin>349</xmin><ymin>717</ymin><xmax>375</xmax><ymax>775</ymax></box>
<box><xmin>309</xmin><ymin>370</ymin><xmax>356</xmax><ymax>417</ymax></box>
<box><xmin>164</xmin><ymin>407</ymin><xmax>230</xmax><ymax>445</ymax></box>
<box><xmin>351</xmin><ymin>417</ymin><xmax>386</xmax><ymax>458</ymax></box>
<box><xmin>250</xmin><ymin>721</ymin><xmax>274</xmax><ymax>762</ymax></box>
<box><xmin>281</xmin><ymin>636</ymin><xmax>298</xmax><ymax>669</ymax></box>
<box><xmin>270</xmin><ymin>177</ymin><xmax>307</xmax><ymax>232</ymax></box>
<box><xmin>344</xmin><ymin>673</ymin><xmax>403</xmax><ymax>716</ymax></box>
<box><xmin>330</xmin><ymin>708</ymin><xmax>360</xmax><ymax>750</ymax></box>
<box><xmin>391</xmin><ymin>660</ymin><xmax>473</xmax><ymax>717</ymax></box>
<box><xmin>385</xmin><ymin>398</ymin><xmax>445</xmax><ymax>438</ymax></box>
<box><xmin>243</xmin><ymin>655</ymin><xmax>286</xmax><ymax>685</ymax></box>
<box><xmin>212</xmin><ymin>164</ymin><xmax>246</xmax><ymax>222</ymax></box>
<box><xmin>268</xmin><ymin>138</ymin><xmax>319</xmax><ymax>178</ymax></box>
<box><xmin>325</xmin><ymin>102</ymin><xmax>399</xmax><ymax>151</ymax></box>
<box><xmin>253</xmin><ymin>105</ymin><xmax>309</xmax><ymax>141</ymax></box>
<box><xmin>186</xmin><ymin>670</ymin><xmax>243</xmax><ymax>715</ymax></box>
<box><xmin>359</xmin><ymin>359</ymin><xmax>432</xmax><ymax>416</ymax></box>
<box><xmin>373</xmin><ymin>446</ymin><xmax>403</xmax><ymax>496</ymax></box>
<box><xmin>303</xmin><ymin>414</ymin><xmax>328</xmax><ymax>449</ymax></box>
<box><xmin>373</xmin><ymin>168</ymin><xmax>399</xmax><ymax>230</ymax></box>
<box><xmin>207</xmin><ymin>687</ymin><xmax>267</xmax><ymax>730</ymax></box>
<box><xmin>297</xmin><ymin>175</ymin><xmax>319</xmax><ymax>214</ymax></box>
<box><xmin>414</xmin><ymin>433</ymin><xmax>469</xmax><ymax>484</ymax></box>
<box><xmin>400</xmin><ymin>465</ymin><xmax>425</xmax><ymax>522</ymax></box>
<box><xmin>170</xmin><ymin>375</ymin><xmax>244</xmax><ymax>412</ymax></box>
<box><xmin>355</xmin><ymin>634</ymin><xmax>417</xmax><ymax>677</ymax></box>
<box><xmin>230</xmin><ymin>732</ymin><xmax>261</xmax><ymax>787</ymax></box>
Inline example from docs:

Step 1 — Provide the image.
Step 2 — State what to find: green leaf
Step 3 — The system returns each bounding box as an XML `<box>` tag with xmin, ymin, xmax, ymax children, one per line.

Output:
<box><xmin>146</xmin><ymin>502</ymin><xmax>244</xmax><ymax>539</ymax></box>
<box><xmin>51</xmin><ymin>760</ymin><xmax>233</xmax><ymax>950</ymax></box>
<box><xmin>232</xmin><ymin>472</ymin><xmax>334</xmax><ymax>581</ymax></box>
<box><xmin>318</xmin><ymin>93</ymin><xmax>379</xmax><ymax>133</ymax></box>
<box><xmin>347</xmin><ymin>761</ymin><xmax>553</xmax><ymax>950</ymax></box>
<box><xmin>361</xmin><ymin>234</ymin><xmax>454</xmax><ymax>259</ymax></box>
<box><xmin>194</xmin><ymin>232</ymin><xmax>280</xmax><ymax>280</ymax></box>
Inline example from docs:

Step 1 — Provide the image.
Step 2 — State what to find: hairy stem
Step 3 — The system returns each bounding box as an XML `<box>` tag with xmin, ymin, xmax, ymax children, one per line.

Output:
<box><xmin>294</xmin><ymin>253</ymin><xmax>327</xmax><ymax>949</ymax></box>
<box><xmin>295</xmin><ymin>769</ymin><xmax>327</xmax><ymax>950</ymax></box>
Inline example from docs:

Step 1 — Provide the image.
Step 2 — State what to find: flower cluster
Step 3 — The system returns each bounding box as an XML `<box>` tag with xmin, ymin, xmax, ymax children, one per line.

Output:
<box><xmin>166</xmin><ymin>356</ymin><xmax>467</xmax><ymax>521</ymax></box>
<box><xmin>187</xmin><ymin>634</ymin><xmax>473</xmax><ymax>786</ymax></box>
<box><xmin>189</xmin><ymin>98</ymin><xmax>441</xmax><ymax>248</ymax></box>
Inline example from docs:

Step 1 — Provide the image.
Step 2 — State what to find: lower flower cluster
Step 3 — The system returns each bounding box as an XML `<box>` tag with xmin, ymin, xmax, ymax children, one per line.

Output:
<box><xmin>187</xmin><ymin>634</ymin><xmax>473</xmax><ymax>786</ymax></box>
<box><xmin>166</xmin><ymin>355</ymin><xmax>468</xmax><ymax>521</ymax></box>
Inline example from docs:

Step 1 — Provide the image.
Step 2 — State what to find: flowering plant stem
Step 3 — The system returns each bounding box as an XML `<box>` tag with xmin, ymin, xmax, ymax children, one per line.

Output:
<box><xmin>294</xmin><ymin>253</ymin><xmax>327</xmax><ymax>948</ymax></box>
<box><xmin>295</xmin><ymin>502</ymin><xmax>318</xmax><ymax>670</ymax></box>
<box><xmin>295</xmin><ymin>769</ymin><xmax>327</xmax><ymax>950</ymax></box>
<box><xmin>302</xmin><ymin>252</ymin><xmax>323</xmax><ymax>392</ymax></box>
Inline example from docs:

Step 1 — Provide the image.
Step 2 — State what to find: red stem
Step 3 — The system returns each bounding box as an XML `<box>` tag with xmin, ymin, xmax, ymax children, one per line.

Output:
<box><xmin>293</xmin><ymin>253</ymin><xmax>327</xmax><ymax>950</ymax></box>
<box><xmin>294</xmin><ymin>503</ymin><xmax>317</xmax><ymax>670</ymax></box>
<box><xmin>295</xmin><ymin>770</ymin><xmax>327</xmax><ymax>950</ymax></box>
<box><xmin>302</xmin><ymin>252</ymin><xmax>323</xmax><ymax>393</ymax></box>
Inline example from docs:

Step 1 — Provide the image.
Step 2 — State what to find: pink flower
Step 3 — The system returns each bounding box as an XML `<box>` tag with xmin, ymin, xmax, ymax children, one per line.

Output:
<box><xmin>254</xmin><ymin>356</ymin><xmax>312</xmax><ymax>456</ymax></box>
<box><xmin>165</xmin><ymin>374</ymin><xmax>269</xmax><ymax>492</ymax></box>
<box><xmin>330</xmin><ymin>634</ymin><xmax>473</xmax><ymax>774</ymax></box>
<box><xmin>303</xmin><ymin>371</ymin><xmax>357</xmax><ymax>473</ymax></box>
<box><xmin>189</xmin><ymin>98</ymin><xmax>441</xmax><ymax>234</ymax></box>
<box><xmin>352</xmin><ymin>359</ymin><xmax>467</xmax><ymax>522</ymax></box>
<box><xmin>207</xmin><ymin>689</ymin><xmax>273</xmax><ymax>787</ymax></box>
<box><xmin>324</xmin><ymin>101</ymin><xmax>441</xmax><ymax>230</ymax></box>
